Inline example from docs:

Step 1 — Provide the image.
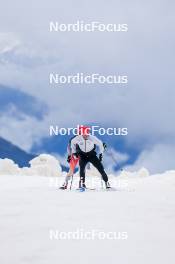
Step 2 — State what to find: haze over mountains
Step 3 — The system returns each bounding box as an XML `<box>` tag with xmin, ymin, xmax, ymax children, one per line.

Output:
<box><xmin>0</xmin><ymin>136</ymin><xmax>35</xmax><ymax>167</ymax></box>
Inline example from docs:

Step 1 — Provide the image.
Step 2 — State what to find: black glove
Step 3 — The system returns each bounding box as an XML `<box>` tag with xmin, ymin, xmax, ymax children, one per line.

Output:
<box><xmin>74</xmin><ymin>152</ymin><xmax>79</xmax><ymax>158</ymax></box>
<box><xmin>67</xmin><ymin>155</ymin><xmax>71</xmax><ymax>163</ymax></box>
<box><xmin>99</xmin><ymin>153</ymin><xmax>103</xmax><ymax>162</ymax></box>
<box><xmin>103</xmin><ymin>142</ymin><xmax>107</xmax><ymax>150</ymax></box>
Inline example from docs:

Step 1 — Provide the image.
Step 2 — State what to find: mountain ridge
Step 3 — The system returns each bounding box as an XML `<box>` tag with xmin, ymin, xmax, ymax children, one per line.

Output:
<box><xmin>0</xmin><ymin>136</ymin><xmax>36</xmax><ymax>167</ymax></box>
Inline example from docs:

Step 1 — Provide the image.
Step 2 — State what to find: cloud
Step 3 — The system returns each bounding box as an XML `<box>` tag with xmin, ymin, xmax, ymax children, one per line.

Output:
<box><xmin>0</xmin><ymin>85</ymin><xmax>49</xmax><ymax>151</ymax></box>
<box><xmin>0</xmin><ymin>33</ymin><xmax>20</xmax><ymax>54</ymax></box>
<box><xmin>125</xmin><ymin>144</ymin><xmax>175</xmax><ymax>174</ymax></box>
<box><xmin>0</xmin><ymin>0</ymin><xmax>175</xmax><ymax>172</ymax></box>
<box><xmin>0</xmin><ymin>85</ymin><xmax>48</xmax><ymax>120</ymax></box>
<box><xmin>0</xmin><ymin>112</ymin><xmax>48</xmax><ymax>151</ymax></box>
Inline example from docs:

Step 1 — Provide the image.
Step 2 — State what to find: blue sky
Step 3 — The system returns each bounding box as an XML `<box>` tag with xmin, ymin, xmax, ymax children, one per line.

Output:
<box><xmin>0</xmin><ymin>0</ymin><xmax>175</xmax><ymax>173</ymax></box>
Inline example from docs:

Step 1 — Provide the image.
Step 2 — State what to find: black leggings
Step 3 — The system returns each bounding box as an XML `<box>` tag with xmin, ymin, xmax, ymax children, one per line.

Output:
<box><xmin>79</xmin><ymin>153</ymin><xmax>108</xmax><ymax>183</ymax></box>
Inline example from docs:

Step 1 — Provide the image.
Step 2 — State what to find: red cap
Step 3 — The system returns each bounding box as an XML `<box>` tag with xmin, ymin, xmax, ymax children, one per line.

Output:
<box><xmin>78</xmin><ymin>125</ymin><xmax>90</xmax><ymax>135</ymax></box>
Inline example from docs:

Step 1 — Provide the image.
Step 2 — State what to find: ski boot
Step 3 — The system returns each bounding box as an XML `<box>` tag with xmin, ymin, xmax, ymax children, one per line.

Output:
<box><xmin>105</xmin><ymin>181</ymin><xmax>111</xmax><ymax>189</ymax></box>
<box><xmin>105</xmin><ymin>181</ymin><xmax>116</xmax><ymax>191</ymax></box>
<box><xmin>78</xmin><ymin>178</ymin><xmax>86</xmax><ymax>191</ymax></box>
<box><xmin>59</xmin><ymin>183</ymin><xmax>68</xmax><ymax>190</ymax></box>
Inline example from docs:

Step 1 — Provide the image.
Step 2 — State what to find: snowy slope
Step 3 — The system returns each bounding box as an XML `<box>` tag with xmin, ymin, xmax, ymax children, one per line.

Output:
<box><xmin>0</xmin><ymin>172</ymin><xmax>175</xmax><ymax>264</ymax></box>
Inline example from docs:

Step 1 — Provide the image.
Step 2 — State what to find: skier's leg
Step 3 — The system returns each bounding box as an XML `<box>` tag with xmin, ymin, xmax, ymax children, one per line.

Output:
<box><xmin>65</xmin><ymin>167</ymin><xmax>73</xmax><ymax>183</ymax></box>
<box><xmin>90</xmin><ymin>155</ymin><xmax>109</xmax><ymax>183</ymax></box>
<box><xmin>79</xmin><ymin>157</ymin><xmax>88</xmax><ymax>187</ymax></box>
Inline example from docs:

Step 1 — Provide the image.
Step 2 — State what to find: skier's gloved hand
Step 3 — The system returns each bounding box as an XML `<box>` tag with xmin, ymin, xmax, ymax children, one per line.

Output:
<box><xmin>75</xmin><ymin>144</ymin><xmax>81</xmax><ymax>154</ymax></box>
<box><xmin>99</xmin><ymin>153</ymin><xmax>103</xmax><ymax>162</ymax></box>
<box><xmin>103</xmin><ymin>142</ymin><xmax>107</xmax><ymax>150</ymax></box>
<box><xmin>74</xmin><ymin>153</ymin><xmax>79</xmax><ymax>158</ymax></box>
<box><xmin>67</xmin><ymin>155</ymin><xmax>71</xmax><ymax>163</ymax></box>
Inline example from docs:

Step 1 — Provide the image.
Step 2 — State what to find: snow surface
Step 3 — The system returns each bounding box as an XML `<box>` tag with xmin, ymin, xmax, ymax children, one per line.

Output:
<box><xmin>0</xmin><ymin>167</ymin><xmax>175</xmax><ymax>264</ymax></box>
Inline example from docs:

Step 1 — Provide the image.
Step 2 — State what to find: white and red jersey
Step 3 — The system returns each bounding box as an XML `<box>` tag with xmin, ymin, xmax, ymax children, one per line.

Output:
<box><xmin>71</xmin><ymin>135</ymin><xmax>104</xmax><ymax>154</ymax></box>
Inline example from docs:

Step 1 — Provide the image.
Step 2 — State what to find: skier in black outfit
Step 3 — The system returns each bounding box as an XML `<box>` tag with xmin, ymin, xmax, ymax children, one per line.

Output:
<box><xmin>71</xmin><ymin>126</ymin><xmax>110</xmax><ymax>189</ymax></box>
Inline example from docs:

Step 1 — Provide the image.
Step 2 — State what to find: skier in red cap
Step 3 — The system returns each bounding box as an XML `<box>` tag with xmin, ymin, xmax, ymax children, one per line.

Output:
<box><xmin>71</xmin><ymin>126</ymin><xmax>111</xmax><ymax>189</ymax></box>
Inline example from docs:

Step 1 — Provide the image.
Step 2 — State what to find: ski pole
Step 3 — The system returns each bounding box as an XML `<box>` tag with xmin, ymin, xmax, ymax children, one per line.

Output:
<box><xmin>70</xmin><ymin>174</ymin><xmax>74</xmax><ymax>190</ymax></box>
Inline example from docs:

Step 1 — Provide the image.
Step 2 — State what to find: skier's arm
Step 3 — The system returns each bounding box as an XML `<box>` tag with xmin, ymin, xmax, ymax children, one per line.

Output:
<box><xmin>90</xmin><ymin>135</ymin><xmax>104</xmax><ymax>154</ymax></box>
<box><xmin>67</xmin><ymin>143</ymin><xmax>71</xmax><ymax>155</ymax></box>
<box><xmin>67</xmin><ymin>136</ymin><xmax>76</xmax><ymax>155</ymax></box>
<box><xmin>70</xmin><ymin>136</ymin><xmax>78</xmax><ymax>154</ymax></box>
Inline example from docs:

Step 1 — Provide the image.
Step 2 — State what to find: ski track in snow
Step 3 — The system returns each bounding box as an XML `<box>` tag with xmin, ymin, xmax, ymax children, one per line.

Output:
<box><xmin>0</xmin><ymin>173</ymin><xmax>175</xmax><ymax>264</ymax></box>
